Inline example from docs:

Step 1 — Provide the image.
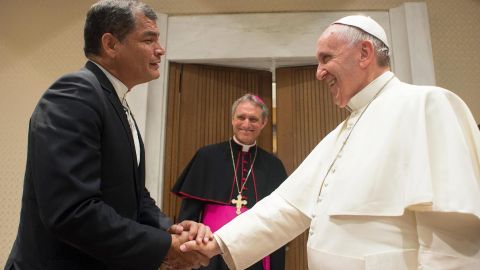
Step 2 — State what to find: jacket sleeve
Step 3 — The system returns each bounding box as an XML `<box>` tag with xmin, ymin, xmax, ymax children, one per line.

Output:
<box><xmin>139</xmin><ymin>187</ymin><xmax>173</xmax><ymax>230</ymax></box>
<box><xmin>30</xmin><ymin>73</ymin><xmax>171</xmax><ymax>270</ymax></box>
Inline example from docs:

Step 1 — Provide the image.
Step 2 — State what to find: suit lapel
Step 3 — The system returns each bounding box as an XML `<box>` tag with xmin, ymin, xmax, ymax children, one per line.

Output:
<box><xmin>132</xmin><ymin>116</ymin><xmax>145</xmax><ymax>200</ymax></box>
<box><xmin>85</xmin><ymin>61</ymin><xmax>141</xmax><ymax>202</ymax></box>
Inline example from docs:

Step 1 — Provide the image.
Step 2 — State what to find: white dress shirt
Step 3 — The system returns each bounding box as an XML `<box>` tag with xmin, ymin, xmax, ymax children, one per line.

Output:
<box><xmin>92</xmin><ymin>62</ymin><xmax>140</xmax><ymax>165</ymax></box>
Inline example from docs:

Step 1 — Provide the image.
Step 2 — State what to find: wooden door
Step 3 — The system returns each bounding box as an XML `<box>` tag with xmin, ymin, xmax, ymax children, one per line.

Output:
<box><xmin>276</xmin><ymin>66</ymin><xmax>348</xmax><ymax>269</ymax></box>
<box><xmin>162</xmin><ymin>63</ymin><xmax>273</xmax><ymax>221</ymax></box>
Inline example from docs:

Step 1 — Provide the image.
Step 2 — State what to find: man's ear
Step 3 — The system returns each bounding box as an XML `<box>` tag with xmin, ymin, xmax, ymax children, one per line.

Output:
<box><xmin>260</xmin><ymin>117</ymin><xmax>268</xmax><ymax>130</ymax></box>
<box><xmin>359</xmin><ymin>40</ymin><xmax>374</xmax><ymax>68</ymax></box>
<box><xmin>100</xmin><ymin>33</ymin><xmax>119</xmax><ymax>58</ymax></box>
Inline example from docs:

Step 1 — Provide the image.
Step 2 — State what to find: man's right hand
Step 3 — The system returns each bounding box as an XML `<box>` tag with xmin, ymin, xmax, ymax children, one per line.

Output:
<box><xmin>168</xmin><ymin>220</ymin><xmax>212</xmax><ymax>244</ymax></box>
<box><xmin>163</xmin><ymin>231</ymin><xmax>210</xmax><ymax>269</ymax></box>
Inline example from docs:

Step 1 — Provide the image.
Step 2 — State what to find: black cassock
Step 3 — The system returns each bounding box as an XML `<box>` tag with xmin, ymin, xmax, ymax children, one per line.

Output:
<box><xmin>172</xmin><ymin>139</ymin><xmax>288</xmax><ymax>270</ymax></box>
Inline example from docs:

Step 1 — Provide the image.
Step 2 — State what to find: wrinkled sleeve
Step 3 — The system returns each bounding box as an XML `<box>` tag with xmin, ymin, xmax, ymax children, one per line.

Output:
<box><xmin>215</xmin><ymin>192</ymin><xmax>310</xmax><ymax>270</ymax></box>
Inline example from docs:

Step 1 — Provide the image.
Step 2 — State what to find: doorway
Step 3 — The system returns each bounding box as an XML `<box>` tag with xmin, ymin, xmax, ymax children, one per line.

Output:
<box><xmin>163</xmin><ymin>63</ymin><xmax>347</xmax><ymax>269</ymax></box>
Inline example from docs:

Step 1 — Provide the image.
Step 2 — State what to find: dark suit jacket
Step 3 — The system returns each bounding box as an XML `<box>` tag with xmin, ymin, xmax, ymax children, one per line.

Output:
<box><xmin>5</xmin><ymin>61</ymin><xmax>172</xmax><ymax>270</ymax></box>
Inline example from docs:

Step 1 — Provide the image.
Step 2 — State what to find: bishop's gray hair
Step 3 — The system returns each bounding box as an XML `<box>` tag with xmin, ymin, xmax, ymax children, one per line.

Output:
<box><xmin>333</xmin><ymin>24</ymin><xmax>391</xmax><ymax>67</ymax></box>
<box><xmin>84</xmin><ymin>0</ymin><xmax>157</xmax><ymax>57</ymax></box>
<box><xmin>231</xmin><ymin>94</ymin><xmax>269</xmax><ymax>120</ymax></box>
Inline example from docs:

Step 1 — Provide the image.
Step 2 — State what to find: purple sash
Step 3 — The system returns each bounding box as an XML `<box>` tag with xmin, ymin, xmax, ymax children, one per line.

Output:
<box><xmin>202</xmin><ymin>204</ymin><xmax>270</xmax><ymax>270</ymax></box>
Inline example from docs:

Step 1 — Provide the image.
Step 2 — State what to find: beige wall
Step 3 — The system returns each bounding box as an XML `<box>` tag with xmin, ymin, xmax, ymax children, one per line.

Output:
<box><xmin>1</xmin><ymin>0</ymin><xmax>479</xmax><ymax>266</ymax></box>
<box><xmin>427</xmin><ymin>0</ymin><xmax>480</xmax><ymax>120</ymax></box>
<box><xmin>0</xmin><ymin>0</ymin><xmax>96</xmax><ymax>264</ymax></box>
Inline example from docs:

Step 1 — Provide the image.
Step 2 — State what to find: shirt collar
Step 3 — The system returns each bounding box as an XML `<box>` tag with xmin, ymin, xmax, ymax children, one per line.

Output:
<box><xmin>232</xmin><ymin>136</ymin><xmax>256</xmax><ymax>152</ymax></box>
<box><xmin>347</xmin><ymin>71</ymin><xmax>394</xmax><ymax>112</ymax></box>
<box><xmin>91</xmin><ymin>61</ymin><xmax>129</xmax><ymax>106</ymax></box>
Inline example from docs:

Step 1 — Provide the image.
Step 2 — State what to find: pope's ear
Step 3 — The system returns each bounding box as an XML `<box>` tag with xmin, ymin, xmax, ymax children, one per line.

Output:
<box><xmin>359</xmin><ymin>40</ymin><xmax>374</xmax><ymax>68</ymax></box>
<box><xmin>100</xmin><ymin>33</ymin><xmax>119</xmax><ymax>58</ymax></box>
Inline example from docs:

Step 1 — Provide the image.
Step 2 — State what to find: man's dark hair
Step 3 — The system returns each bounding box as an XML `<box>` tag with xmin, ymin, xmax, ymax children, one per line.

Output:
<box><xmin>83</xmin><ymin>0</ymin><xmax>157</xmax><ymax>57</ymax></box>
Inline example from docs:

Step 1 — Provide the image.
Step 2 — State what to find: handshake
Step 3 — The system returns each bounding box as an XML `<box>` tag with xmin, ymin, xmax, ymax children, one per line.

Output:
<box><xmin>163</xmin><ymin>220</ymin><xmax>221</xmax><ymax>270</ymax></box>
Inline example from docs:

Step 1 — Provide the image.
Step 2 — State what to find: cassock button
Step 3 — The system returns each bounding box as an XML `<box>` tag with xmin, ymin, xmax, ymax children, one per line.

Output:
<box><xmin>309</xmin><ymin>230</ymin><xmax>314</xmax><ymax>236</ymax></box>
<box><xmin>324</xmin><ymin>182</ymin><xmax>329</xmax><ymax>187</ymax></box>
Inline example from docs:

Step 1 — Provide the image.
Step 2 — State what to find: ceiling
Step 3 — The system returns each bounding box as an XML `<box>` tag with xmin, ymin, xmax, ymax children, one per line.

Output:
<box><xmin>148</xmin><ymin>0</ymin><xmax>409</xmax><ymax>15</ymax></box>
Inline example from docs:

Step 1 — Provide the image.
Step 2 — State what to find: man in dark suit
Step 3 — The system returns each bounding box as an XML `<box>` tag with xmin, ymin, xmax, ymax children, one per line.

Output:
<box><xmin>4</xmin><ymin>1</ymin><xmax>210</xmax><ymax>269</ymax></box>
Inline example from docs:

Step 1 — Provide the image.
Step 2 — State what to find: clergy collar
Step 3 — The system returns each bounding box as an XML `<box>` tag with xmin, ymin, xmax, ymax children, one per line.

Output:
<box><xmin>232</xmin><ymin>136</ymin><xmax>256</xmax><ymax>152</ymax></box>
<box><xmin>347</xmin><ymin>71</ymin><xmax>394</xmax><ymax>112</ymax></box>
<box><xmin>91</xmin><ymin>61</ymin><xmax>129</xmax><ymax>106</ymax></box>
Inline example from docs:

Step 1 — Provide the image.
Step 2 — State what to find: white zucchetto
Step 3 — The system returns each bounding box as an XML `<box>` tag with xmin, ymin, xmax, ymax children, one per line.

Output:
<box><xmin>333</xmin><ymin>15</ymin><xmax>389</xmax><ymax>49</ymax></box>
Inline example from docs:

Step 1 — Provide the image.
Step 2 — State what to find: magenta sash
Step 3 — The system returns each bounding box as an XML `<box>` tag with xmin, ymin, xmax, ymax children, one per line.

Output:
<box><xmin>202</xmin><ymin>204</ymin><xmax>270</xmax><ymax>270</ymax></box>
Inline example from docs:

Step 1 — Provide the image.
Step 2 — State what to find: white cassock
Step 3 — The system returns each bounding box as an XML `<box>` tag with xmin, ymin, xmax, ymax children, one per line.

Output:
<box><xmin>214</xmin><ymin>71</ymin><xmax>480</xmax><ymax>269</ymax></box>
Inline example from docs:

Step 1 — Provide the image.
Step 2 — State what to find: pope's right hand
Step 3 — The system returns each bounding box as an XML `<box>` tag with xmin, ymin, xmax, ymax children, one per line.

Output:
<box><xmin>180</xmin><ymin>237</ymin><xmax>221</xmax><ymax>259</ymax></box>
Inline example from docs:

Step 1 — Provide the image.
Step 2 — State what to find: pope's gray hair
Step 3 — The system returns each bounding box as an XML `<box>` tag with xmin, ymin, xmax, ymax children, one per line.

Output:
<box><xmin>333</xmin><ymin>24</ymin><xmax>390</xmax><ymax>67</ymax></box>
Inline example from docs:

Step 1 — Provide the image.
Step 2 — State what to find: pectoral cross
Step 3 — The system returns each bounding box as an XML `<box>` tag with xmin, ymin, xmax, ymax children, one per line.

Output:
<box><xmin>231</xmin><ymin>193</ymin><xmax>247</xmax><ymax>215</ymax></box>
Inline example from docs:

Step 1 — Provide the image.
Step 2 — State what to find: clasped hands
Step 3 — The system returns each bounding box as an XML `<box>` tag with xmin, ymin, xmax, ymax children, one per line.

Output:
<box><xmin>179</xmin><ymin>229</ymin><xmax>222</xmax><ymax>265</ymax></box>
<box><xmin>163</xmin><ymin>220</ymin><xmax>215</xmax><ymax>269</ymax></box>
